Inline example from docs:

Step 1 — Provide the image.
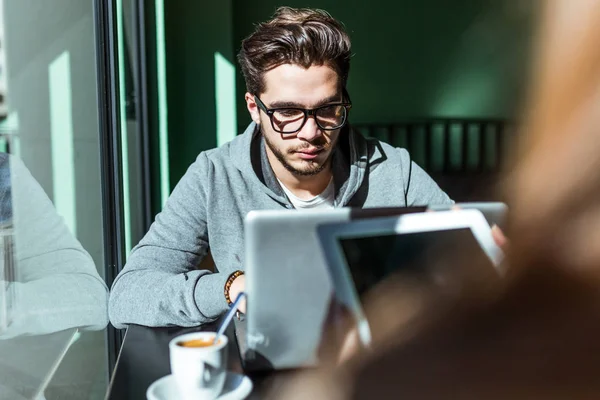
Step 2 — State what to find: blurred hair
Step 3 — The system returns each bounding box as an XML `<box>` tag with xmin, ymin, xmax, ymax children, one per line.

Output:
<box><xmin>508</xmin><ymin>0</ymin><xmax>600</xmax><ymax>274</ymax></box>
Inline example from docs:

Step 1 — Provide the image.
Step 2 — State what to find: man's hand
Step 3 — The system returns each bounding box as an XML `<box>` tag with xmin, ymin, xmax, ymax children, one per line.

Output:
<box><xmin>337</xmin><ymin>327</ymin><xmax>361</xmax><ymax>364</ymax></box>
<box><xmin>491</xmin><ymin>224</ymin><xmax>509</xmax><ymax>249</ymax></box>
<box><xmin>228</xmin><ymin>274</ymin><xmax>246</xmax><ymax>314</ymax></box>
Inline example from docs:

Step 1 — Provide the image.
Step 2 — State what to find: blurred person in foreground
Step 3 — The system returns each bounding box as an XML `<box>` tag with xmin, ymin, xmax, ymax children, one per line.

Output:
<box><xmin>268</xmin><ymin>1</ymin><xmax>600</xmax><ymax>398</ymax></box>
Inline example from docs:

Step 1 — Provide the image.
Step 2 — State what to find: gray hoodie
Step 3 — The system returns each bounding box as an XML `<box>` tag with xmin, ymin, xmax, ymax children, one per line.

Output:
<box><xmin>109</xmin><ymin>123</ymin><xmax>452</xmax><ymax>328</ymax></box>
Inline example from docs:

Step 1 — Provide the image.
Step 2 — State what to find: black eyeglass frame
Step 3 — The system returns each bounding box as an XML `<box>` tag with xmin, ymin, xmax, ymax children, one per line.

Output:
<box><xmin>254</xmin><ymin>95</ymin><xmax>352</xmax><ymax>135</ymax></box>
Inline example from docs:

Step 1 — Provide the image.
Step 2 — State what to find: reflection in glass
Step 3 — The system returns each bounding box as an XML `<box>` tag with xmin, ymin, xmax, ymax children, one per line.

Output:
<box><xmin>0</xmin><ymin>154</ymin><xmax>108</xmax><ymax>337</ymax></box>
<box><xmin>0</xmin><ymin>153</ymin><xmax>108</xmax><ymax>399</ymax></box>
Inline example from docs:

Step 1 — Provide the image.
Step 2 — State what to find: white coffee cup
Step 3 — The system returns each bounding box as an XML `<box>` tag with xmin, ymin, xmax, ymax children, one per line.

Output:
<box><xmin>169</xmin><ymin>332</ymin><xmax>228</xmax><ymax>400</ymax></box>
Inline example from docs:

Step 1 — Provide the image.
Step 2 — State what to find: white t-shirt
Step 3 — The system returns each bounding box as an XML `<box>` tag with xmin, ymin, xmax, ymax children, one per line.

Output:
<box><xmin>278</xmin><ymin>178</ymin><xmax>335</xmax><ymax>209</ymax></box>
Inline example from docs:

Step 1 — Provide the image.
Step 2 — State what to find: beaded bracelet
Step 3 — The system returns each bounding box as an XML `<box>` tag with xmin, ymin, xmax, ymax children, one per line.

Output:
<box><xmin>224</xmin><ymin>270</ymin><xmax>244</xmax><ymax>305</ymax></box>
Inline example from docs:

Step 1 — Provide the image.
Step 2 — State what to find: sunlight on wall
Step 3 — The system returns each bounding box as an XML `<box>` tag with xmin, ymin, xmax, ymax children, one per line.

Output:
<box><xmin>156</xmin><ymin>0</ymin><xmax>170</xmax><ymax>205</ymax></box>
<box><xmin>215</xmin><ymin>52</ymin><xmax>237</xmax><ymax>146</ymax></box>
<box><xmin>432</xmin><ymin>70</ymin><xmax>495</xmax><ymax>117</ymax></box>
<box><xmin>49</xmin><ymin>51</ymin><xmax>77</xmax><ymax>236</ymax></box>
<box><xmin>116</xmin><ymin>0</ymin><xmax>132</xmax><ymax>254</ymax></box>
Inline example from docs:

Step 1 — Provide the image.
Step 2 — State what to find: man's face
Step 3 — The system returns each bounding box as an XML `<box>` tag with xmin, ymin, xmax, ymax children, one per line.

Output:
<box><xmin>246</xmin><ymin>64</ymin><xmax>344</xmax><ymax>177</ymax></box>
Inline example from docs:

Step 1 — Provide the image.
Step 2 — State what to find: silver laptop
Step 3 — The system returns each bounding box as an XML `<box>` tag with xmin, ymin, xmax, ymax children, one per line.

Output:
<box><xmin>242</xmin><ymin>206</ymin><xmax>425</xmax><ymax>371</ymax></box>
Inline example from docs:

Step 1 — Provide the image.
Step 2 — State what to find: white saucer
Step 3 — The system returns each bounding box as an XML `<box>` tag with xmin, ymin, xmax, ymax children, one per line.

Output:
<box><xmin>147</xmin><ymin>371</ymin><xmax>253</xmax><ymax>400</ymax></box>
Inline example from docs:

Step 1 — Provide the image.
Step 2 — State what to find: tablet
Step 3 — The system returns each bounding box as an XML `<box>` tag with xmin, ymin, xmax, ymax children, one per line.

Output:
<box><xmin>317</xmin><ymin>209</ymin><xmax>504</xmax><ymax>346</ymax></box>
<box><xmin>428</xmin><ymin>202</ymin><xmax>508</xmax><ymax>229</ymax></box>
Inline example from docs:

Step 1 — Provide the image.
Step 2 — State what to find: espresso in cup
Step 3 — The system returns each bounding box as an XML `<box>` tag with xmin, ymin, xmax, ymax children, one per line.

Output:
<box><xmin>177</xmin><ymin>338</ymin><xmax>223</xmax><ymax>348</ymax></box>
<box><xmin>169</xmin><ymin>332</ymin><xmax>228</xmax><ymax>400</ymax></box>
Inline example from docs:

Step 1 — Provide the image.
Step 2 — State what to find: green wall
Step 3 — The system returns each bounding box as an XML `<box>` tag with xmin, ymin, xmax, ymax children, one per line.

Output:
<box><xmin>164</xmin><ymin>0</ymin><xmax>235</xmax><ymax>185</ymax></box>
<box><xmin>233</xmin><ymin>0</ymin><xmax>535</xmax><ymax>126</ymax></box>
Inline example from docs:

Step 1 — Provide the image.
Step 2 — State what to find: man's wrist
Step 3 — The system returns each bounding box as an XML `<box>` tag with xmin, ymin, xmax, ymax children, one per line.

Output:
<box><xmin>224</xmin><ymin>270</ymin><xmax>244</xmax><ymax>305</ymax></box>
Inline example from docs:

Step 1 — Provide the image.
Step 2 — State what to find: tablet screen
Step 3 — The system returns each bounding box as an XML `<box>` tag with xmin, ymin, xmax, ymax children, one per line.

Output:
<box><xmin>338</xmin><ymin>228</ymin><xmax>497</xmax><ymax>298</ymax></box>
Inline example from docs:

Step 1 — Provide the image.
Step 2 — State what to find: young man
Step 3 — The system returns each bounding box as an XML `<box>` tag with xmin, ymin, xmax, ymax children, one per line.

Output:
<box><xmin>108</xmin><ymin>7</ymin><xmax>452</xmax><ymax>328</ymax></box>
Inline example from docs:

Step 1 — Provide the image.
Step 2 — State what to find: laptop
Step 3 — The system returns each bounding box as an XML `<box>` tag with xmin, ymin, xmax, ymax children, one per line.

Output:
<box><xmin>317</xmin><ymin>209</ymin><xmax>504</xmax><ymax>346</ymax></box>
<box><xmin>241</xmin><ymin>206</ymin><xmax>425</xmax><ymax>371</ymax></box>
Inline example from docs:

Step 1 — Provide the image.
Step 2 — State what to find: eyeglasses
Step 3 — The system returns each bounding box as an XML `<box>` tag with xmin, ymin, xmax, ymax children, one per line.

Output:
<box><xmin>254</xmin><ymin>95</ymin><xmax>352</xmax><ymax>135</ymax></box>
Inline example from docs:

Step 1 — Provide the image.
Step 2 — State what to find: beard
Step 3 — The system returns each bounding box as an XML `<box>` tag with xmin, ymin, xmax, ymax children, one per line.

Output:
<box><xmin>263</xmin><ymin>129</ymin><xmax>333</xmax><ymax>177</ymax></box>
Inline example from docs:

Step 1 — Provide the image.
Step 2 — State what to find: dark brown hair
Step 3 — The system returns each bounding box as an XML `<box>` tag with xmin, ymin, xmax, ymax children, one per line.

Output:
<box><xmin>237</xmin><ymin>7</ymin><xmax>352</xmax><ymax>95</ymax></box>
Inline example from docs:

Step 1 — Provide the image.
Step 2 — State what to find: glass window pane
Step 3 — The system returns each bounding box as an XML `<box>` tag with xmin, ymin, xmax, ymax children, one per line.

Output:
<box><xmin>0</xmin><ymin>0</ymin><xmax>109</xmax><ymax>399</ymax></box>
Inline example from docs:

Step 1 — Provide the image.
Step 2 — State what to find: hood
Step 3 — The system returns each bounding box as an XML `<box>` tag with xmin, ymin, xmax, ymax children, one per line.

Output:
<box><xmin>229</xmin><ymin>122</ymin><xmax>369</xmax><ymax>207</ymax></box>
